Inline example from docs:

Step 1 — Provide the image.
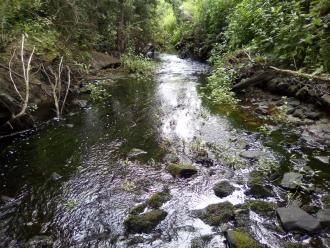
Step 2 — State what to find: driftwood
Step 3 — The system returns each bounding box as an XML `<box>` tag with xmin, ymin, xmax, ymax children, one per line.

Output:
<box><xmin>231</xmin><ymin>71</ymin><xmax>275</xmax><ymax>90</ymax></box>
<box><xmin>269</xmin><ymin>66</ymin><xmax>330</xmax><ymax>82</ymax></box>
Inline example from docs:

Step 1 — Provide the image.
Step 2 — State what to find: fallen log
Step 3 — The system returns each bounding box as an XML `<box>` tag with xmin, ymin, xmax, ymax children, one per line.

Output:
<box><xmin>269</xmin><ymin>66</ymin><xmax>330</xmax><ymax>82</ymax></box>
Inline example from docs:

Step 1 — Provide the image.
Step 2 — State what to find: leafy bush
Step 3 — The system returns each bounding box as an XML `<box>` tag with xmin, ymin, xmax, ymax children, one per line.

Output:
<box><xmin>225</xmin><ymin>0</ymin><xmax>330</xmax><ymax>72</ymax></box>
<box><xmin>87</xmin><ymin>84</ymin><xmax>111</xmax><ymax>102</ymax></box>
<box><xmin>122</xmin><ymin>50</ymin><xmax>156</xmax><ymax>78</ymax></box>
<box><xmin>202</xmin><ymin>66</ymin><xmax>238</xmax><ymax>105</ymax></box>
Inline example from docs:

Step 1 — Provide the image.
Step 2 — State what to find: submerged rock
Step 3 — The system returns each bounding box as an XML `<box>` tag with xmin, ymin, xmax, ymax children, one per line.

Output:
<box><xmin>128</xmin><ymin>148</ymin><xmax>148</xmax><ymax>159</ymax></box>
<box><xmin>124</xmin><ymin>210</ymin><xmax>167</xmax><ymax>234</ymax></box>
<box><xmin>321</xmin><ymin>195</ymin><xmax>330</xmax><ymax>209</ymax></box>
<box><xmin>239</xmin><ymin>150</ymin><xmax>262</xmax><ymax>160</ymax></box>
<box><xmin>195</xmin><ymin>201</ymin><xmax>235</xmax><ymax>226</ymax></box>
<box><xmin>276</xmin><ymin>207</ymin><xmax>321</xmax><ymax>233</ymax></box>
<box><xmin>280</xmin><ymin>172</ymin><xmax>303</xmax><ymax>190</ymax></box>
<box><xmin>27</xmin><ymin>235</ymin><xmax>53</xmax><ymax>247</ymax></box>
<box><xmin>130</xmin><ymin>203</ymin><xmax>147</xmax><ymax>215</ymax></box>
<box><xmin>248</xmin><ymin>171</ymin><xmax>265</xmax><ymax>186</ymax></box>
<box><xmin>244</xmin><ymin>200</ymin><xmax>277</xmax><ymax>217</ymax></box>
<box><xmin>316</xmin><ymin>209</ymin><xmax>330</xmax><ymax>227</ymax></box>
<box><xmin>226</xmin><ymin>230</ymin><xmax>264</xmax><ymax>248</ymax></box>
<box><xmin>196</xmin><ymin>157</ymin><xmax>214</xmax><ymax>167</ymax></box>
<box><xmin>51</xmin><ymin>172</ymin><xmax>62</xmax><ymax>181</ymax></box>
<box><xmin>167</xmin><ymin>164</ymin><xmax>197</xmax><ymax>178</ymax></box>
<box><xmin>130</xmin><ymin>189</ymin><xmax>171</xmax><ymax>215</ymax></box>
<box><xmin>245</xmin><ymin>184</ymin><xmax>273</xmax><ymax>198</ymax></box>
<box><xmin>314</xmin><ymin>156</ymin><xmax>329</xmax><ymax>165</ymax></box>
<box><xmin>191</xmin><ymin>235</ymin><xmax>213</xmax><ymax>248</ymax></box>
<box><xmin>72</xmin><ymin>99</ymin><xmax>88</xmax><ymax>108</ymax></box>
<box><xmin>305</xmin><ymin>111</ymin><xmax>321</xmax><ymax>120</ymax></box>
<box><xmin>213</xmin><ymin>181</ymin><xmax>235</xmax><ymax>198</ymax></box>
<box><xmin>147</xmin><ymin>190</ymin><xmax>171</xmax><ymax>209</ymax></box>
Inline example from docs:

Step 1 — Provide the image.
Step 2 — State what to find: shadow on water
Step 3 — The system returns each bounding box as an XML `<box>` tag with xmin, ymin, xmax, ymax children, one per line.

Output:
<box><xmin>0</xmin><ymin>54</ymin><xmax>329</xmax><ymax>247</ymax></box>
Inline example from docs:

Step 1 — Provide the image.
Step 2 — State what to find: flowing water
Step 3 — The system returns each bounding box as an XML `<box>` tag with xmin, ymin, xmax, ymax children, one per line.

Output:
<box><xmin>0</xmin><ymin>54</ymin><xmax>329</xmax><ymax>247</ymax></box>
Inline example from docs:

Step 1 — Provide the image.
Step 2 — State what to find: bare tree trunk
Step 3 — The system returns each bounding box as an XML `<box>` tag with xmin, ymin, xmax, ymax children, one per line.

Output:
<box><xmin>4</xmin><ymin>34</ymin><xmax>35</xmax><ymax>129</ymax></box>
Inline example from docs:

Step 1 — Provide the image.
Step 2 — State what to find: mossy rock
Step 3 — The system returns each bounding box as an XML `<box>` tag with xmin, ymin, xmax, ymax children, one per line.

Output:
<box><xmin>196</xmin><ymin>201</ymin><xmax>235</xmax><ymax>226</ymax></box>
<box><xmin>124</xmin><ymin>210</ymin><xmax>168</xmax><ymax>234</ymax></box>
<box><xmin>167</xmin><ymin>164</ymin><xmax>197</xmax><ymax>178</ymax></box>
<box><xmin>130</xmin><ymin>203</ymin><xmax>147</xmax><ymax>215</ymax></box>
<box><xmin>213</xmin><ymin>181</ymin><xmax>235</xmax><ymax>198</ymax></box>
<box><xmin>321</xmin><ymin>195</ymin><xmax>330</xmax><ymax>209</ymax></box>
<box><xmin>248</xmin><ymin>171</ymin><xmax>266</xmax><ymax>186</ymax></box>
<box><xmin>245</xmin><ymin>200</ymin><xmax>277</xmax><ymax>216</ymax></box>
<box><xmin>147</xmin><ymin>190</ymin><xmax>171</xmax><ymax>209</ymax></box>
<box><xmin>226</xmin><ymin>230</ymin><xmax>264</xmax><ymax>248</ymax></box>
<box><xmin>245</xmin><ymin>184</ymin><xmax>273</xmax><ymax>198</ymax></box>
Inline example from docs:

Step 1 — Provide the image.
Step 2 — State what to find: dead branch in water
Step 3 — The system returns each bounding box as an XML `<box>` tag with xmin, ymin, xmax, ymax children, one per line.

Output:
<box><xmin>61</xmin><ymin>66</ymin><xmax>71</xmax><ymax>116</ymax></box>
<box><xmin>14</xmin><ymin>34</ymin><xmax>35</xmax><ymax>120</ymax></box>
<box><xmin>42</xmin><ymin>58</ymin><xmax>71</xmax><ymax>120</ymax></box>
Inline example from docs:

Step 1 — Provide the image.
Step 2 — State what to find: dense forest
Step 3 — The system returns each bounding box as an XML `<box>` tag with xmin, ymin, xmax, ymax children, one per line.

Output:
<box><xmin>1</xmin><ymin>1</ymin><xmax>330</xmax><ymax>248</ymax></box>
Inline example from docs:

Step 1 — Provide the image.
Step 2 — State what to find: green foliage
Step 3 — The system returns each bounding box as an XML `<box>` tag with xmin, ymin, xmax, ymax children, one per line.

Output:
<box><xmin>225</xmin><ymin>0</ymin><xmax>330</xmax><ymax>72</ymax></box>
<box><xmin>66</xmin><ymin>199</ymin><xmax>77</xmax><ymax>209</ymax></box>
<box><xmin>87</xmin><ymin>84</ymin><xmax>111</xmax><ymax>102</ymax></box>
<box><xmin>201</xmin><ymin>65</ymin><xmax>238</xmax><ymax>105</ymax></box>
<box><xmin>122</xmin><ymin>50</ymin><xmax>156</xmax><ymax>78</ymax></box>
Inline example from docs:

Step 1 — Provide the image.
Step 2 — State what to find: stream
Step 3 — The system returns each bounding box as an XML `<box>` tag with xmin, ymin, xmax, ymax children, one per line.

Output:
<box><xmin>0</xmin><ymin>54</ymin><xmax>330</xmax><ymax>247</ymax></box>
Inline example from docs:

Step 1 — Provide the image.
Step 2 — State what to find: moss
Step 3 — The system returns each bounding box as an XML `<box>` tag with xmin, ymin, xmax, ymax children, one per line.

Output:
<box><xmin>248</xmin><ymin>170</ymin><xmax>265</xmax><ymax>186</ymax></box>
<box><xmin>124</xmin><ymin>210</ymin><xmax>168</xmax><ymax>234</ymax></box>
<box><xmin>321</xmin><ymin>195</ymin><xmax>330</xmax><ymax>209</ymax></box>
<box><xmin>233</xmin><ymin>230</ymin><xmax>263</xmax><ymax>248</ymax></box>
<box><xmin>130</xmin><ymin>203</ymin><xmax>147</xmax><ymax>215</ymax></box>
<box><xmin>227</xmin><ymin>230</ymin><xmax>263</xmax><ymax>248</ymax></box>
<box><xmin>213</xmin><ymin>181</ymin><xmax>235</xmax><ymax>198</ymax></box>
<box><xmin>246</xmin><ymin>200</ymin><xmax>277</xmax><ymax>216</ymax></box>
<box><xmin>196</xmin><ymin>201</ymin><xmax>235</xmax><ymax>226</ymax></box>
<box><xmin>167</xmin><ymin>164</ymin><xmax>197</xmax><ymax>178</ymax></box>
<box><xmin>147</xmin><ymin>190</ymin><xmax>171</xmax><ymax>209</ymax></box>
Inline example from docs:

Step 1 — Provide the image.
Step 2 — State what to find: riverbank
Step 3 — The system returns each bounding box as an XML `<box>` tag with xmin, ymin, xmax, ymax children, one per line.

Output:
<box><xmin>0</xmin><ymin>47</ymin><xmax>151</xmax><ymax>137</ymax></box>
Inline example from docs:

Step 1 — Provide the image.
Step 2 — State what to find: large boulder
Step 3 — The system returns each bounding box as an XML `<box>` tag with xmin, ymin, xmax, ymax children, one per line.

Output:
<box><xmin>276</xmin><ymin>207</ymin><xmax>321</xmax><ymax>233</ymax></box>
<box><xmin>280</xmin><ymin>172</ymin><xmax>303</xmax><ymax>190</ymax></box>
<box><xmin>213</xmin><ymin>181</ymin><xmax>235</xmax><ymax>198</ymax></box>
